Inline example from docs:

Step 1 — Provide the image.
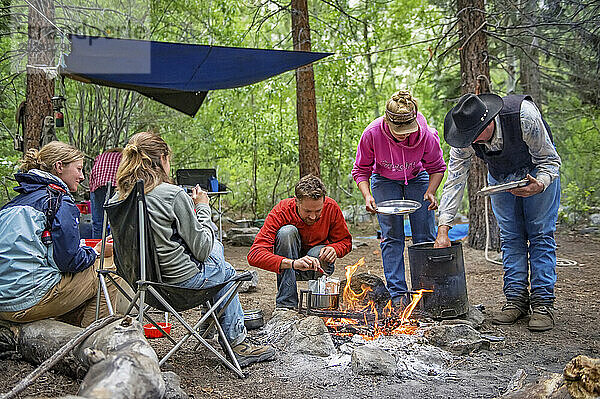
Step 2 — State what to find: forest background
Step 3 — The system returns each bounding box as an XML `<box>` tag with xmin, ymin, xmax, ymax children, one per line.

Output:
<box><xmin>0</xmin><ymin>0</ymin><xmax>598</xmax><ymax>225</ymax></box>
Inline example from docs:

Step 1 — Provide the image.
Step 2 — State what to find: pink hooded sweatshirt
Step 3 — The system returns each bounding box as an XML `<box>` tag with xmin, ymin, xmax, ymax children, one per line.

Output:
<box><xmin>352</xmin><ymin>113</ymin><xmax>446</xmax><ymax>185</ymax></box>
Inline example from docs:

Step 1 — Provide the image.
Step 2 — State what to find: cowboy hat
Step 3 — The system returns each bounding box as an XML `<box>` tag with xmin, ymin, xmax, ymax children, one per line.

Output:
<box><xmin>443</xmin><ymin>93</ymin><xmax>504</xmax><ymax>148</ymax></box>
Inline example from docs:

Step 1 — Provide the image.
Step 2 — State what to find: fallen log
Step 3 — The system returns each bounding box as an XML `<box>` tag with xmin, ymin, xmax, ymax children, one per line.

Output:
<box><xmin>2</xmin><ymin>315</ymin><xmax>119</xmax><ymax>399</ymax></box>
<box><xmin>500</xmin><ymin>355</ymin><xmax>600</xmax><ymax>399</ymax></box>
<box><xmin>0</xmin><ymin>317</ymin><xmax>167</xmax><ymax>399</ymax></box>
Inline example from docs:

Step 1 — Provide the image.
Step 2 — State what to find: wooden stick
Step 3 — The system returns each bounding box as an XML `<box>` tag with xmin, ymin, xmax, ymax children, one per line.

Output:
<box><xmin>1</xmin><ymin>315</ymin><xmax>120</xmax><ymax>399</ymax></box>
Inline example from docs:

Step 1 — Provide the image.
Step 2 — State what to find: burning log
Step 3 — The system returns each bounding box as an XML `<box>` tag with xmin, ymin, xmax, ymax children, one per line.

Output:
<box><xmin>339</xmin><ymin>272</ymin><xmax>390</xmax><ymax>309</ymax></box>
<box><xmin>322</xmin><ymin>258</ymin><xmax>430</xmax><ymax>341</ymax></box>
<box><xmin>0</xmin><ymin>317</ymin><xmax>168</xmax><ymax>399</ymax></box>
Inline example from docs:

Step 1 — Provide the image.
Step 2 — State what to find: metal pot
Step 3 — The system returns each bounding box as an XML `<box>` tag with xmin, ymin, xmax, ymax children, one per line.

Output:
<box><xmin>243</xmin><ymin>309</ymin><xmax>264</xmax><ymax>330</ymax></box>
<box><xmin>309</xmin><ymin>292</ymin><xmax>340</xmax><ymax>309</ymax></box>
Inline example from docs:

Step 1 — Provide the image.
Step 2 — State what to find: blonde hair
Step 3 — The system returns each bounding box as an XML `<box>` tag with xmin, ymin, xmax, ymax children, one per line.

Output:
<box><xmin>385</xmin><ymin>90</ymin><xmax>418</xmax><ymax>123</ymax></box>
<box><xmin>20</xmin><ymin>141</ymin><xmax>84</xmax><ymax>174</ymax></box>
<box><xmin>117</xmin><ymin>132</ymin><xmax>173</xmax><ymax>198</ymax></box>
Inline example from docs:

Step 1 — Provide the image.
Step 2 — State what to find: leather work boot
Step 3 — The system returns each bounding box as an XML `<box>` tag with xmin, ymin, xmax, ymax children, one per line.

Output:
<box><xmin>197</xmin><ymin>320</ymin><xmax>216</xmax><ymax>339</ymax></box>
<box><xmin>232</xmin><ymin>341</ymin><xmax>276</xmax><ymax>368</ymax></box>
<box><xmin>528</xmin><ymin>306</ymin><xmax>555</xmax><ymax>332</ymax></box>
<box><xmin>492</xmin><ymin>303</ymin><xmax>527</xmax><ymax>325</ymax></box>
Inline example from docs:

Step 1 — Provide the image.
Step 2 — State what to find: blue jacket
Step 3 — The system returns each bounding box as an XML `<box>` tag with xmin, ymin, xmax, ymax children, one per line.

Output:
<box><xmin>0</xmin><ymin>170</ymin><xmax>97</xmax><ymax>312</ymax></box>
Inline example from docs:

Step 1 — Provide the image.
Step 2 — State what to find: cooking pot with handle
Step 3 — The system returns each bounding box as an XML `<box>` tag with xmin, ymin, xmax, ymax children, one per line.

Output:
<box><xmin>408</xmin><ymin>241</ymin><xmax>469</xmax><ymax>319</ymax></box>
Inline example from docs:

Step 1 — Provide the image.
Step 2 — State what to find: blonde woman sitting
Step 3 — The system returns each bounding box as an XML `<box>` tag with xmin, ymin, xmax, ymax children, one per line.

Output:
<box><xmin>114</xmin><ymin>132</ymin><xmax>275</xmax><ymax>367</ymax></box>
<box><xmin>0</xmin><ymin>141</ymin><xmax>118</xmax><ymax>327</ymax></box>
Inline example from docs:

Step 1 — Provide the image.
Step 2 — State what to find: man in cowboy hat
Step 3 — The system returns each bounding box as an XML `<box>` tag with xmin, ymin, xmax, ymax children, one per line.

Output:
<box><xmin>434</xmin><ymin>93</ymin><xmax>561</xmax><ymax>332</ymax></box>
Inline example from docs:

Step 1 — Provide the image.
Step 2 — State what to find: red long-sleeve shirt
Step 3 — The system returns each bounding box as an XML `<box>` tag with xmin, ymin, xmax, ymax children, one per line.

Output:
<box><xmin>247</xmin><ymin>197</ymin><xmax>352</xmax><ymax>273</ymax></box>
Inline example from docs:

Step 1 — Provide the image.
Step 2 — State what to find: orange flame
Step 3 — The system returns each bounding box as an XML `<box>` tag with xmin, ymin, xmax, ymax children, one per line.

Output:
<box><xmin>341</xmin><ymin>258</ymin><xmax>372</xmax><ymax>311</ymax></box>
<box><xmin>324</xmin><ymin>258</ymin><xmax>433</xmax><ymax>339</ymax></box>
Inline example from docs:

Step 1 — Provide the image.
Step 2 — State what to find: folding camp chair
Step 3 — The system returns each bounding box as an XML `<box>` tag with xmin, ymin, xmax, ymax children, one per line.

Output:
<box><xmin>99</xmin><ymin>180</ymin><xmax>251</xmax><ymax>378</ymax></box>
<box><xmin>95</xmin><ymin>183</ymin><xmax>115</xmax><ymax>319</ymax></box>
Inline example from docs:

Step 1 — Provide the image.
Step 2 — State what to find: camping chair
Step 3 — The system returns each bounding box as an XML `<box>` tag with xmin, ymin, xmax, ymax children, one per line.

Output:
<box><xmin>98</xmin><ymin>180</ymin><xmax>251</xmax><ymax>378</ymax></box>
<box><xmin>95</xmin><ymin>183</ymin><xmax>115</xmax><ymax>319</ymax></box>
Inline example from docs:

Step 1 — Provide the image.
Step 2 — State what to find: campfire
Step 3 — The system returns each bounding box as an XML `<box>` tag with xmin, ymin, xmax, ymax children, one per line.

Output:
<box><xmin>322</xmin><ymin>258</ymin><xmax>432</xmax><ymax>341</ymax></box>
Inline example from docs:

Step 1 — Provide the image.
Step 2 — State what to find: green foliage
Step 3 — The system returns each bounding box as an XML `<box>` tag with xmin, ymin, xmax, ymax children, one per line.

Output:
<box><xmin>1</xmin><ymin>0</ymin><xmax>599</xmax><ymax>225</ymax></box>
<box><xmin>559</xmin><ymin>182</ymin><xmax>598</xmax><ymax>226</ymax></box>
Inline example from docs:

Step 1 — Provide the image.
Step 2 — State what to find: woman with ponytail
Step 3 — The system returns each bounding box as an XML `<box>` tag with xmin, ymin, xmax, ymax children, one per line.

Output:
<box><xmin>352</xmin><ymin>90</ymin><xmax>447</xmax><ymax>309</ymax></box>
<box><xmin>113</xmin><ymin>132</ymin><xmax>275</xmax><ymax>368</ymax></box>
<box><xmin>0</xmin><ymin>141</ymin><xmax>119</xmax><ymax>327</ymax></box>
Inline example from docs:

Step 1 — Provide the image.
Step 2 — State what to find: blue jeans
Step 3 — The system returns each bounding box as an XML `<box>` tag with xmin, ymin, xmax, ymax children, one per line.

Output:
<box><xmin>176</xmin><ymin>240</ymin><xmax>246</xmax><ymax>346</ymax></box>
<box><xmin>274</xmin><ymin>225</ymin><xmax>335</xmax><ymax>308</ymax></box>
<box><xmin>371</xmin><ymin>172</ymin><xmax>436</xmax><ymax>300</ymax></box>
<box><xmin>489</xmin><ymin>173</ymin><xmax>560</xmax><ymax>307</ymax></box>
<box><xmin>90</xmin><ymin>185</ymin><xmax>114</xmax><ymax>239</ymax></box>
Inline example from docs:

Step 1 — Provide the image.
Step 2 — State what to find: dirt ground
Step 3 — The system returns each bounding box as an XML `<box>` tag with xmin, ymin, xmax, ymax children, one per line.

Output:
<box><xmin>1</xmin><ymin>224</ymin><xmax>599</xmax><ymax>399</ymax></box>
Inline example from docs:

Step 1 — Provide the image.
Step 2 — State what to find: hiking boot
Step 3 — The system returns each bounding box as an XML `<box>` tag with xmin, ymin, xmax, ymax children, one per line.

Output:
<box><xmin>197</xmin><ymin>320</ymin><xmax>216</xmax><ymax>339</ymax></box>
<box><xmin>528</xmin><ymin>306</ymin><xmax>555</xmax><ymax>332</ymax></box>
<box><xmin>231</xmin><ymin>340</ymin><xmax>276</xmax><ymax>368</ymax></box>
<box><xmin>492</xmin><ymin>303</ymin><xmax>527</xmax><ymax>325</ymax></box>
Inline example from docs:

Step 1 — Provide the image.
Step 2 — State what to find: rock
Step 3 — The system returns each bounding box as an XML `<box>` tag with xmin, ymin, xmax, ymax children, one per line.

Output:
<box><xmin>162</xmin><ymin>371</ymin><xmax>189</xmax><ymax>399</ymax></box>
<box><xmin>440</xmin><ymin>304</ymin><xmax>485</xmax><ymax>329</ymax></box>
<box><xmin>238</xmin><ymin>270</ymin><xmax>259</xmax><ymax>293</ymax></box>
<box><xmin>0</xmin><ymin>320</ymin><xmax>16</xmax><ymax>355</ymax></box>
<box><xmin>339</xmin><ymin>273</ymin><xmax>391</xmax><ymax>309</ymax></box>
<box><xmin>504</xmin><ymin>369</ymin><xmax>527</xmax><ymax>394</ymax></box>
<box><xmin>502</xmin><ymin>372</ymin><xmax>566</xmax><ymax>398</ymax></box>
<box><xmin>229</xmin><ymin>233</ymin><xmax>258</xmax><ymax>246</ymax></box>
<box><xmin>285</xmin><ymin>316</ymin><xmax>336</xmax><ymax>357</ymax></box>
<box><xmin>260</xmin><ymin>309</ymin><xmax>301</xmax><ymax>345</ymax></box>
<box><xmin>352</xmin><ymin>240</ymin><xmax>369</xmax><ymax>249</ymax></box>
<box><xmin>226</xmin><ymin>227</ymin><xmax>260</xmax><ymax>246</ymax></box>
<box><xmin>590</xmin><ymin>213</ymin><xmax>600</xmax><ymax>226</ymax></box>
<box><xmin>342</xmin><ymin>205</ymin><xmax>372</xmax><ymax>223</ymax></box>
<box><xmin>351</xmin><ymin>345</ymin><xmax>396</xmax><ymax>376</ymax></box>
<box><xmin>227</xmin><ymin>226</ymin><xmax>260</xmax><ymax>236</ymax></box>
<box><xmin>465</xmin><ymin>304</ymin><xmax>485</xmax><ymax>328</ymax></box>
<box><xmin>579</xmin><ymin>226</ymin><xmax>600</xmax><ymax>235</ymax></box>
<box><xmin>424</xmin><ymin>324</ymin><xmax>490</xmax><ymax>354</ymax></box>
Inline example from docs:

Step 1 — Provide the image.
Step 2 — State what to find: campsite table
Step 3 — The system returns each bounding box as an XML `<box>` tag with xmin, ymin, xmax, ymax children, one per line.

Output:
<box><xmin>208</xmin><ymin>191</ymin><xmax>231</xmax><ymax>241</ymax></box>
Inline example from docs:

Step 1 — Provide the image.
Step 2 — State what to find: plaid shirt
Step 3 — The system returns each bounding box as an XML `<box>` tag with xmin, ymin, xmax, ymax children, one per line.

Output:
<box><xmin>89</xmin><ymin>151</ymin><xmax>122</xmax><ymax>192</ymax></box>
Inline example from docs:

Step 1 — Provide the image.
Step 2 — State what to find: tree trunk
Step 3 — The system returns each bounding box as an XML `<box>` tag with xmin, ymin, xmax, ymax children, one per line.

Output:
<box><xmin>25</xmin><ymin>0</ymin><xmax>55</xmax><ymax>152</ymax></box>
<box><xmin>519</xmin><ymin>0</ymin><xmax>543</xmax><ymax>108</ymax></box>
<box><xmin>363</xmin><ymin>21</ymin><xmax>379</xmax><ymax>119</ymax></box>
<box><xmin>291</xmin><ymin>0</ymin><xmax>320</xmax><ymax>178</ymax></box>
<box><xmin>456</xmin><ymin>0</ymin><xmax>501</xmax><ymax>250</ymax></box>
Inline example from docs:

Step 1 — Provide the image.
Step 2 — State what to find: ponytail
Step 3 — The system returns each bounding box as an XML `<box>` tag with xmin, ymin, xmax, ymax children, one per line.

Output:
<box><xmin>117</xmin><ymin>132</ymin><xmax>172</xmax><ymax>199</ymax></box>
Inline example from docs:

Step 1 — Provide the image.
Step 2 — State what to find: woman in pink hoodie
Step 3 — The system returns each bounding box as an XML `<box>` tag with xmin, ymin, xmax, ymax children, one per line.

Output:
<box><xmin>352</xmin><ymin>90</ymin><xmax>447</xmax><ymax>308</ymax></box>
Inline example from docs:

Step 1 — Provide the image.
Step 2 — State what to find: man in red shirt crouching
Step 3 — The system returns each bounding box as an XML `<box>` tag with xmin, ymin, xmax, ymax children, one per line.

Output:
<box><xmin>247</xmin><ymin>174</ymin><xmax>352</xmax><ymax>309</ymax></box>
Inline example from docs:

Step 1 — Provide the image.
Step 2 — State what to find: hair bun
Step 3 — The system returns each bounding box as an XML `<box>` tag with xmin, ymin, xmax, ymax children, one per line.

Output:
<box><xmin>125</xmin><ymin>143</ymin><xmax>139</xmax><ymax>153</ymax></box>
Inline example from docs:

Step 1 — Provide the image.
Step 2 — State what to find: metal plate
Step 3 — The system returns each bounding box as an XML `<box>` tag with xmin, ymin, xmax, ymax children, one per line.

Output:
<box><xmin>476</xmin><ymin>179</ymin><xmax>529</xmax><ymax>196</ymax></box>
<box><xmin>375</xmin><ymin>199</ymin><xmax>422</xmax><ymax>215</ymax></box>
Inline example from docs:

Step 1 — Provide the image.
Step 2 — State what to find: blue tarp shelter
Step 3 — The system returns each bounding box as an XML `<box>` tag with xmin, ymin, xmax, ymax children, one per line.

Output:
<box><xmin>61</xmin><ymin>35</ymin><xmax>332</xmax><ymax>116</ymax></box>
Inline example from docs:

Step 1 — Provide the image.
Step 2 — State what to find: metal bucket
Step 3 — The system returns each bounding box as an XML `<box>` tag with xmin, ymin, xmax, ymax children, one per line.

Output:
<box><xmin>408</xmin><ymin>241</ymin><xmax>469</xmax><ymax>319</ymax></box>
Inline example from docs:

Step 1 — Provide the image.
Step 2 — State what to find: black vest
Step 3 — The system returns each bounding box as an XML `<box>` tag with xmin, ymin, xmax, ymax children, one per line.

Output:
<box><xmin>472</xmin><ymin>94</ymin><xmax>553</xmax><ymax>181</ymax></box>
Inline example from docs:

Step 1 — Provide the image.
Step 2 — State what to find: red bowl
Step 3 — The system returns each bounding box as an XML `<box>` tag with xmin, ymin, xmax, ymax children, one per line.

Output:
<box><xmin>84</xmin><ymin>239</ymin><xmax>101</xmax><ymax>247</ymax></box>
<box><xmin>143</xmin><ymin>322</ymin><xmax>172</xmax><ymax>338</ymax></box>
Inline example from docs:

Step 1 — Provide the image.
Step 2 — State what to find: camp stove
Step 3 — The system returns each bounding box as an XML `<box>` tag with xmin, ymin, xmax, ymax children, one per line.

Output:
<box><xmin>298</xmin><ymin>289</ymin><xmax>377</xmax><ymax>321</ymax></box>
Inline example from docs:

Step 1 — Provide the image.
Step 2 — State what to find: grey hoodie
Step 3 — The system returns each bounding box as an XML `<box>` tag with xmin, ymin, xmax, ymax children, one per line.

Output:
<box><xmin>144</xmin><ymin>183</ymin><xmax>214</xmax><ymax>284</ymax></box>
